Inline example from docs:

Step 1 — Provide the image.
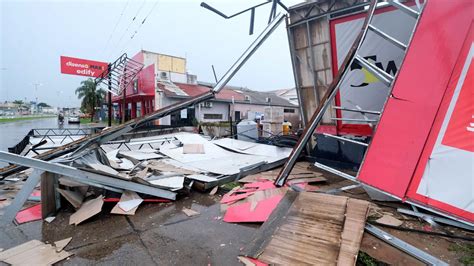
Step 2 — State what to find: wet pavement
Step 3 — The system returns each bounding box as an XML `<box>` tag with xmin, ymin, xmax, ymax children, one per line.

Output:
<box><xmin>0</xmin><ymin>117</ymin><xmax>88</xmax><ymax>167</ymax></box>
<box><xmin>0</xmin><ymin>192</ymin><xmax>259</xmax><ymax>265</ymax></box>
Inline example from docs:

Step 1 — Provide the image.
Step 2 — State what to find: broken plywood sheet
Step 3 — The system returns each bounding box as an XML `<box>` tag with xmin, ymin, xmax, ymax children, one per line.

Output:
<box><xmin>57</xmin><ymin>188</ymin><xmax>84</xmax><ymax>209</ymax></box>
<box><xmin>149</xmin><ymin>176</ymin><xmax>184</xmax><ymax>191</ymax></box>
<box><xmin>182</xmin><ymin>143</ymin><xmax>205</xmax><ymax>154</ymax></box>
<box><xmin>243</xmin><ymin>192</ymin><xmax>369</xmax><ymax>265</ymax></box>
<box><xmin>58</xmin><ymin>177</ymin><xmax>88</xmax><ymax>187</ymax></box>
<box><xmin>238</xmin><ymin>162</ymin><xmax>321</xmax><ymax>183</ymax></box>
<box><xmin>224</xmin><ymin>188</ymin><xmax>288</xmax><ymax>223</ymax></box>
<box><xmin>375</xmin><ymin>214</ymin><xmax>404</xmax><ymax>227</ymax></box>
<box><xmin>54</xmin><ymin>237</ymin><xmax>72</xmax><ymax>252</ymax></box>
<box><xmin>69</xmin><ymin>195</ymin><xmax>104</xmax><ymax>225</ymax></box>
<box><xmin>182</xmin><ymin>208</ymin><xmax>200</xmax><ymax>217</ymax></box>
<box><xmin>0</xmin><ymin>239</ymin><xmax>72</xmax><ymax>265</ymax></box>
<box><xmin>15</xmin><ymin>204</ymin><xmax>42</xmax><ymax>224</ymax></box>
<box><xmin>147</xmin><ymin>159</ymin><xmax>199</xmax><ymax>175</ymax></box>
<box><xmin>88</xmin><ymin>163</ymin><xmax>119</xmax><ymax>175</ymax></box>
<box><xmin>117</xmin><ymin>191</ymin><xmax>143</xmax><ymax>212</ymax></box>
<box><xmin>111</xmin><ymin>204</ymin><xmax>138</xmax><ymax>215</ymax></box>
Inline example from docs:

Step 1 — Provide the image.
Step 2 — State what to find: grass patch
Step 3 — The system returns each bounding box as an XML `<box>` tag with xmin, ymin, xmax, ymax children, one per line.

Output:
<box><xmin>220</xmin><ymin>182</ymin><xmax>240</xmax><ymax>191</ymax></box>
<box><xmin>79</xmin><ymin>118</ymin><xmax>119</xmax><ymax>125</ymax></box>
<box><xmin>0</xmin><ymin>115</ymin><xmax>55</xmax><ymax>123</ymax></box>
<box><xmin>357</xmin><ymin>252</ymin><xmax>387</xmax><ymax>266</ymax></box>
<box><xmin>449</xmin><ymin>243</ymin><xmax>474</xmax><ymax>265</ymax></box>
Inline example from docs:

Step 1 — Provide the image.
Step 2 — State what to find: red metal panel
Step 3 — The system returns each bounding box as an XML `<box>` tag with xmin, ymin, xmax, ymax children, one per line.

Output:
<box><xmin>406</xmin><ymin>24</ymin><xmax>473</xmax><ymax>222</ymax></box>
<box><xmin>358</xmin><ymin>0</ymin><xmax>473</xmax><ymax>197</ymax></box>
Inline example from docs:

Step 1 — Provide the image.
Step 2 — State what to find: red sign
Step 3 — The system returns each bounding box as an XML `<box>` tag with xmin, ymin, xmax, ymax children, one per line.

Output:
<box><xmin>60</xmin><ymin>56</ymin><xmax>108</xmax><ymax>77</ymax></box>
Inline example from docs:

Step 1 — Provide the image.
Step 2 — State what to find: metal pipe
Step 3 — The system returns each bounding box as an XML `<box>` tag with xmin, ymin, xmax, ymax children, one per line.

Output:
<box><xmin>322</xmin><ymin>133</ymin><xmax>368</xmax><ymax>146</ymax></box>
<box><xmin>212</xmin><ymin>13</ymin><xmax>285</xmax><ymax>94</ymax></box>
<box><xmin>365</xmin><ymin>224</ymin><xmax>448</xmax><ymax>265</ymax></box>
<box><xmin>314</xmin><ymin>162</ymin><xmax>357</xmax><ymax>181</ymax></box>
<box><xmin>332</xmin><ymin>106</ymin><xmax>381</xmax><ymax>115</ymax></box>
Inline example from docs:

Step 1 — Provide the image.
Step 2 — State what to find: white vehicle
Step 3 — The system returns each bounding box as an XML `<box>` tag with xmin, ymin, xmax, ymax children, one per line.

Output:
<box><xmin>68</xmin><ymin>115</ymin><xmax>80</xmax><ymax>124</ymax></box>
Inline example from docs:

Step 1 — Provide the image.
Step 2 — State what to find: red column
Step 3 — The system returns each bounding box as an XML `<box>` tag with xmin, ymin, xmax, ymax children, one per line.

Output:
<box><xmin>118</xmin><ymin>103</ymin><xmax>122</xmax><ymax>121</ymax></box>
<box><xmin>131</xmin><ymin>101</ymin><xmax>137</xmax><ymax>119</ymax></box>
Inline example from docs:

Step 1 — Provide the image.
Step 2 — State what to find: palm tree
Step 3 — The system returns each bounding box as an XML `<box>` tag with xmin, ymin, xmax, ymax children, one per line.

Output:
<box><xmin>75</xmin><ymin>78</ymin><xmax>105</xmax><ymax>122</ymax></box>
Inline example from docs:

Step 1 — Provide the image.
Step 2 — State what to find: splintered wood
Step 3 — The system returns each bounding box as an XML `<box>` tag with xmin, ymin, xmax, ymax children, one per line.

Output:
<box><xmin>243</xmin><ymin>192</ymin><xmax>369</xmax><ymax>265</ymax></box>
<box><xmin>238</xmin><ymin>161</ymin><xmax>325</xmax><ymax>184</ymax></box>
<box><xmin>0</xmin><ymin>239</ymin><xmax>72</xmax><ymax>265</ymax></box>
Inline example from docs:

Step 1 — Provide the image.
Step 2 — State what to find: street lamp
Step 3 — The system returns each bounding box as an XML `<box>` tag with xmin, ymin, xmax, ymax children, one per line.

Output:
<box><xmin>32</xmin><ymin>82</ymin><xmax>43</xmax><ymax>114</ymax></box>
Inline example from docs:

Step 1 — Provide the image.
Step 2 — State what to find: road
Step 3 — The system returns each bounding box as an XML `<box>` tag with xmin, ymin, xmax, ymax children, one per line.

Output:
<box><xmin>0</xmin><ymin>117</ymin><xmax>83</xmax><ymax>167</ymax></box>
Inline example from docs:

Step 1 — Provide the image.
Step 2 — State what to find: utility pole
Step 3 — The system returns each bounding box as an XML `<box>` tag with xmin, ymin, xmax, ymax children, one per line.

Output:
<box><xmin>32</xmin><ymin>83</ymin><xmax>42</xmax><ymax>114</ymax></box>
<box><xmin>121</xmin><ymin>65</ymin><xmax>127</xmax><ymax>124</ymax></box>
<box><xmin>107</xmin><ymin>64</ymin><xmax>112</xmax><ymax>127</ymax></box>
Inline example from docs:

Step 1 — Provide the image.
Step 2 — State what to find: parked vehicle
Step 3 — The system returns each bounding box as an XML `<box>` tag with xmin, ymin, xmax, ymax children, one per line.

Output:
<box><xmin>68</xmin><ymin>115</ymin><xmax>80</xmax><ymax>124</ymax></box>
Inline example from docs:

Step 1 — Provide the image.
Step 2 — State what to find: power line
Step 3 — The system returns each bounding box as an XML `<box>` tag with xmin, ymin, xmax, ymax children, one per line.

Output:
<box><xmin>107</xmin><ymin>0</ymin><xmax>147</xmax><ymax>59</ymax></box>
<box><xmin>130</xmin><ymin>0</ymin><xmax>159</xmax><ymax>40</ymax></box>
<box><xmin>102</xmin><ymin>0</ymin><xmax>130</xmax><ymax>55</ymax></box>
<box><xmin>115</xmin><ymin>1</ymin><xmax>159</xmax><ymax>59</ymax></box>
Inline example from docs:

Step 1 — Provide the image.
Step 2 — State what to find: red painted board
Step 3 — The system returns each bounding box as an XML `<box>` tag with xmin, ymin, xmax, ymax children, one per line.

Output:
<box><xmin>15</xmin><ymin>204</ymin><xmax>42</xmax><ymax>224</ymax></box>
<box><xmin>406</xmin><ymin>24</ymin><xmax>474</xmax><ymax>223</ymax></box>
<box><xmin>221</xmin><ymin>181</ymin><xmax>276</xmax><ymax>204</ymax></box>
<box><xmin>241</xmin><ymin>257</ymin><xmax>268</xmax><ymax>266</ymax></box>
<box><xmin>357</xmin><ymin>0</ymin><xmax>473</xmax><ymax>198</ymax></box>
<box><xmin>223</xmin><ymin>195</ymin><xmax>283</xmax><ymax>223</ymax></box>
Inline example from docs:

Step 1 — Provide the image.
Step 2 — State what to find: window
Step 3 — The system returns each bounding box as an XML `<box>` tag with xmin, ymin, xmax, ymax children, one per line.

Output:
<box><xmin>133</xmin><ymin>79</ymin><xmax>138</xmax><ymax>93</ymax></box>
<box><xmin>266</xmin><ymin>97</ymin><xmax>271</xmax><ymax>103</ymax></box>
<box><xmin>284</xmin><ymin>108</ymin><xmax>295</xmax><ymax>113</ymax></box>
<box><xmin>203</xmin><ymin>113</ymin><xmax>223</xmax><ymax>120</ymax></box>
<box><xmin>244</xmin><ymin>95</ymin><xmax>251</xmax><ymax>101</ymax></box>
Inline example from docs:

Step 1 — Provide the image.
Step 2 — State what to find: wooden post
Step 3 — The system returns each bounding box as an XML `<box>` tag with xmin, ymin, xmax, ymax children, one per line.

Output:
<box><xmin>40</xmin><ymin>172</ymin><xmax>60</xmax><ymax>219</ymax></box>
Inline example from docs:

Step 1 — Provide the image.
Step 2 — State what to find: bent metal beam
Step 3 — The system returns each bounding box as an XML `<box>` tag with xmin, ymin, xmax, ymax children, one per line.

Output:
<box><xmin>0</xmin><ymin>151</ymin><xmax>177</xmax><ymax>200</ymax></box>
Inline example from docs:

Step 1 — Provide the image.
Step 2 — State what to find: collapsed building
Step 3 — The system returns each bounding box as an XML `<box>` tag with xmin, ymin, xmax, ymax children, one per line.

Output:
<box><xmin>0</xmin><ymin>0</ymin><xmax>472</xmax><ymax>265</ymax></box>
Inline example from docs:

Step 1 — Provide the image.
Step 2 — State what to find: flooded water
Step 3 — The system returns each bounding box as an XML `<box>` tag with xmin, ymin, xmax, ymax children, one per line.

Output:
<box><xmin>0</xmin><ymin>117</ymin><xmax>84</xmax><ymax>166</ymax></box>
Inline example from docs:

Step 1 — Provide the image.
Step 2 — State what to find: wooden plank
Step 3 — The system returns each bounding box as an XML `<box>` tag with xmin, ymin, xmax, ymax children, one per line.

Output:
<box><xmin>258</xmin><ymin>193</ymin><xmax>348</xmax><ymax>265</ymax></box>
<box><xmin>0</xmin><ymin>240</ymin><xmax>43</xmax><ymax>260</ymax></box>
<box><xmin>241</xmin><ymin>190</ymin><xmax>299</xmax><ymax>258</ymax></box>
<box><xmin>243</xmin><ymin>192</ymin><xmax>370</xmax><ymax>265</ymax></box>
<box><xmin>57</xmin><ymin>188</ymin><xmax>84</xmax><ymax>209</ymax></box>
<box><xmin>54</xmin><ymin>237</ymin><xmax>72</xmax><ymax>252</ymax></box>
<box><xmin>69</xmin><ymin>195</ymin><xmax>104</xmax><ymax>225</ymax></box>
<box><xmin>41</xmin><ymin>171</ymin><xmax>59</xmax><ymax>219</ymax></box>
<box><xmin>4</xmin><ymin>243</ymin><xmax>71</xmax><ymax>265</ymax></box>
<box><xmin>337</xmin><ymin>199</ymin><xmax>370</xmax><ymax>265</ymax></box>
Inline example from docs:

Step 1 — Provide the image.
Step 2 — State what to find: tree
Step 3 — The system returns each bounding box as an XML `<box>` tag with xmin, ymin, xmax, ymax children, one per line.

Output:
<box><xmin>75</xmin><ymin>78</ymin><xmax>105</xmax><ymax>122</ymax></box>
<box><xmin>13</xmin><ymin>100</ymin><xmax>24</xmax><ymax>106</ymax></box>
<box><xmin>37</xmin><ymin>102</ymin><xmax>50</xmax><ymax>108</ymax></box>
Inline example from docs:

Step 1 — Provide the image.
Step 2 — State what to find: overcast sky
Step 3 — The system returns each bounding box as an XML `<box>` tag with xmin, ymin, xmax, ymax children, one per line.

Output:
<box><xmin>0</xmin><ymin>0</ymin><xmax>302</xmax><ymax>107</ymax></box>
